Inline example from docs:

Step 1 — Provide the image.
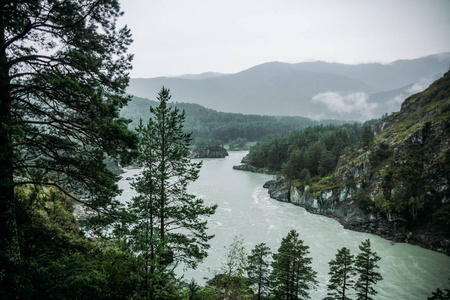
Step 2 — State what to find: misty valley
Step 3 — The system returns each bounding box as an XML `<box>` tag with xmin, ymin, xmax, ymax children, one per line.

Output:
<box><xmin>2</xmin><ymin>1</ymin><xmax>450</xmax><ymax>299</ymax></box>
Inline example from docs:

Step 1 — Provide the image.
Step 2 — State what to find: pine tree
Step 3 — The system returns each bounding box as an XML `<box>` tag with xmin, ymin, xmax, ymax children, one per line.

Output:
<box><xmin>0</xmin><ymin>0</ymin><xmax>137</xmax><ymax>262</ymax></box>
<box><xmin>325</xmin><ymin>247</ymin><xmax>356</xmax><ymax>300</ymax></box>
<box><xmin>270</xmin><ymin>230</ymin><xmax>318</xmax><ymax>299</ymax></box>
<box><xmin>247</xmin><ymin>243</ymin><xmax>272</xmax><ymax>300</ymax></box>
<box><xmin>354</xmin><ymin>239</ymin><xmax>383</xmax><ymax>300</ymax></box>
<box><xmin>360</xmin><ymin>125</ymin><xmax>374</xmax><ymax>148</ymax></box>
<box><xmin>428</xmin><ymin>287</ymin><xmax>450</xmax><ymax>300</ymax></box>
<box><xmin>128</xmin><ymin>87</ymin><xmax>217</xmax><ymax>298</ymax></box>
<box><xmin>127</xmin><ymin>115</ymin><xmax>163</xmax><ymax>299</ymax></box>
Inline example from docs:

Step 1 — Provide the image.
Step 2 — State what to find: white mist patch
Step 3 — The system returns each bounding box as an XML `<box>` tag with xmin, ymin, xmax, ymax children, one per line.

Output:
<box><xmin>306</xmin><ymin>112</ymin><xmax>327</xmax><ymax>121</ymax></box>
<box><xmin>407</xmin><ymin>75</ymin><xmax>437</xmax><ymax>94</ymax></box>
<box><xmin>385</xmin><ymin>94</ymin><xmax>406</xmax><ymax>114</ymax></box>
<box><xmin>312</xmin><ymin>91</ymin><xmax>377</xmax><ymax>121</ymax></box>
<box><xmin>386</xmin><ymin>74</ymin><xmax>441</xmax><ymax>114</ymax></box>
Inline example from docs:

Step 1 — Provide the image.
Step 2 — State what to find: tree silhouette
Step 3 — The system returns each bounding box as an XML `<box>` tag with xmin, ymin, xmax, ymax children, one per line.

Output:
<box><xmin>247</xmin><ymin>243</ymin><xmax>272</xmax><ymax>299</ymax></box>
<box><xmin>127</xmin><ymin>87</ymin><xmax>217</xmax><ymax>298</ymax></box>
<box><xmin>325</xmin><ymin>247</ymin><xmax>356</xmax><ymax>300</ymax></box>
<box><xmin>270</xmin><ymin>230</ymin><xmax>317</xmax><ymax>299</ymax></box>
<box><xmin>354</xmin><ymin>239</ymin><xmax>383</xmax><ymax>300</ymax></box>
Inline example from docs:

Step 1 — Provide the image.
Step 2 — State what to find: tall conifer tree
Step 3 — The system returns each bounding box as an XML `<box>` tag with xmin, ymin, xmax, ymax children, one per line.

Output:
<box><xmin>270</xmin><ymin>230</ymin><xmax>317</xmax><ymax>299</ymax></box>
<box><xmin>128</xmin><ymin>87</ymin><xmax>217</xmax><ymax>298</ymax></box>
<box><xmin>360</xmin><ymin>125</ymin><xmax>374</xmax><ymax>148</ymax></box>
<box><xmin>247</xmin><ymin>242</ymin><xmax>272</xmax><ymax>300</ymax></box>
<box><xmin>0</xmin><ymin>0</ymin><xmax>137</xmax><ymax>262</ymax></box>
<box><xmin>354</xmin><ymin>239</ymin><xmax>383</xmax><ymax>300</ymax></box>
<box><xmin>325</xmin><ymin>247</ymin><xmax>356</xmax><ymax>300</ymax></box>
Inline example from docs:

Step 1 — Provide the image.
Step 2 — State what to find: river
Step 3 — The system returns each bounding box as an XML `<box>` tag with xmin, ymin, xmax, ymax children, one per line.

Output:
<box><xmin>117</xmin><ymin>151</ymin><xmax>450</xmax><ymax>299</ymax></box>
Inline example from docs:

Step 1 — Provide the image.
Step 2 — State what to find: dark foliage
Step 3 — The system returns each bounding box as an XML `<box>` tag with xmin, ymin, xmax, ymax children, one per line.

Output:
<box><xmin>0</xmin><ymin>0</ymin><xmax>138</xmax><ymax>262</ymax></box>
<box><xmin>0</xmin><ymin>187</ymin><xmax>142</xmax><ymax>300</ymax></box>
<box><xmin>270</xmin><ymin>230</ymin><xmax>317</xmax><ymax>299</ymax></box>
<box><xmin>124</xmin><ymin>87</ymin><xmax>217</xmax><ymax>299</ymax></box>
<box><xmin>354</xmin><ymin>239</ymin><xmax>383</xmax><ymax>300</ymax></box>
<box><xmin>369</xmin><ymin>142</ymin><xmax>392</xmax><ymax>167</ymax></box>
<box><xmin>428</xmin><ymin>286</ymin><xmax>450</xmax><ymax>300</ymax></box>
<box><xmin>247</xmin><ymin>123</ymin><xmax>365</xmax><ymax>178</ymax></box>
<box><xmin>247</xmin><ymin>243</ymin><xmax>272</xmax><ymax>299</ymax></box>
<box><xmin>325</xmin><ymin>247</ymin><xmax>355</xmax><ymax>300</ymax></box>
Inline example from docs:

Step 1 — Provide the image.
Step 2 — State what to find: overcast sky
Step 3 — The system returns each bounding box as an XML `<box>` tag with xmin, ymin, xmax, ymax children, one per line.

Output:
<box><xmin>118</xmin><ymin>0</ymin><xmax>450</xmax><ymax>79</ymax></box>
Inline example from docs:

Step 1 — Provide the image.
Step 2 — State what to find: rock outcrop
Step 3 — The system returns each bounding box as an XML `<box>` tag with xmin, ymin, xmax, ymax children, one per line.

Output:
<box><xmin>264</xmin><ymin>70</ymin><xmax>450</xmax><ymax>254</ymax></box>
<box><xmin>189</xmin><ymin>147</ymin><xmax>228</xmax><ymax>159</ymax></box>
<box><xmin>233</xmin><ymin>155</ymin><xmax>273</xmax><ymax>173</ymax></box>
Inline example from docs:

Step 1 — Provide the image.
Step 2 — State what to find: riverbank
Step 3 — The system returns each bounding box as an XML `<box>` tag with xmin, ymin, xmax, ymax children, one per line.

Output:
<box><xmin>232</xmin><ymin>148</ymin><xmax>450</xmax><ymax>256</ymax></box>
<box><xmin>261</xmin><ymin>178</ymin><xmax>450</xmax><ymax>255</ymax></box>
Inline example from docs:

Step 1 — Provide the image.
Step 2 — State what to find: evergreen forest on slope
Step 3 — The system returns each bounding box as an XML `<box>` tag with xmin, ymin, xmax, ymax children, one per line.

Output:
<box><xmin>120</xmin><ymin>95</ymin><xmax>349</xmax><ymax>144</ymax></box>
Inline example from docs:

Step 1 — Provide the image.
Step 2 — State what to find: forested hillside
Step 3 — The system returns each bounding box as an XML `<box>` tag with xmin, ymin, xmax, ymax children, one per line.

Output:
<box><xmin>244</xmin><ymin>122</ymin><xmax>376</xmax><ymax>177</ymax></box>
<box><xmin>121</xmin><ymin>96</ymin><xmax>349</xmax><ymax>143</ymax></box>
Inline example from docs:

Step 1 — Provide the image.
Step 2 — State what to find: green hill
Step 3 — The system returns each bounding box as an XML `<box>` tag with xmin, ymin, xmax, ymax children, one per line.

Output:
<box><xmin>121</xmin><ymin>95</ymin><xmax>349</xmax><ymax>143</ymax></box>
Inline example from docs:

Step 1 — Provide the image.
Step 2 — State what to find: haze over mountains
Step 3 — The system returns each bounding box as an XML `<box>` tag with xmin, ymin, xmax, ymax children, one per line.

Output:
<box><xmin>127</xmin><ymin>53</ymin><xmax>450</xmax><ymax>121</ymax></box>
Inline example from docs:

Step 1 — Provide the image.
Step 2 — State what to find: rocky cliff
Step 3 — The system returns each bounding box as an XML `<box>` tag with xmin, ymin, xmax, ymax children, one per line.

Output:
<box><xmin>189</xmin><ymin>146</ymin><xmax>228</xmax><ymax>159</ymax></box>
<box><xmin>264</xmin><ymin>70</ymin><xmax>450</xmax><ymax>254</ymax></box>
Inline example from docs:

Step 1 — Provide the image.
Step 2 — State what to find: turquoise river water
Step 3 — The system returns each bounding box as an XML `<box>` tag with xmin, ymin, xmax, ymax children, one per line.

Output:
<box><xmin>117</xmin><ymin>151</ymin><xmax>450</xmax><ymax>299</ymax></box>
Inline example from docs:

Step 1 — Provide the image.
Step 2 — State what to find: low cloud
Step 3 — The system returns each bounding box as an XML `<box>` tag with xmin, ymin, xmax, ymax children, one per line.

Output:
<box><xmin>406</xmin><ymin>74</ymin><xmax>438</xmax><ymax>94</ymax></box>
<box><xmin>312</xmin><ymin>91</ymin><xmax>377</xmax><ymax>121</ymax></box>
<box><xmin>306</xmin><ymin>112</ymin><xmax>326</xmax><ymax>121</ymax></box>
<box><xmin>386</xmin><ymin>74</ymin><xmax>442</xmax><ymax>114</ymax></box>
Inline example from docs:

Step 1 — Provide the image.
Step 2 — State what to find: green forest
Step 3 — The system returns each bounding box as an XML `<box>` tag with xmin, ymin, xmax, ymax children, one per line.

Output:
<box><xmin>245</xmin><ymin>122</ymin><xmax>376</xmax><ymax>179</ymax></box>
<box><xmin>121</xmin><ymin>96</ymin><xmax>349</xmax><ymax>145</ymax></box>
<box><xmin>1</xmin><ymin>1</ymin><xmax>448</xmax><ymax>299</ymax></box>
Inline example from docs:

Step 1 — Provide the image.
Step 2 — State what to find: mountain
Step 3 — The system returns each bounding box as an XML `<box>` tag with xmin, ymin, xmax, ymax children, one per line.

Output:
<box><xmin>288</xmin><ymin>53</ymin><xmax>450</xmax><ymax>92</ymax></box>
<box><xmin>128</xmin><ymin>65</ymin><xmax>372</xmax><ymax>119</ymax></box>
<box><xmin>127</xmin><ymin>53</ymin><xmax>450</xmax><ymax>121</ymax></box>
<box><xmin>261</xmin><ymin>71</ymin><xmax>450</xmax><ymax>253</ymax></box>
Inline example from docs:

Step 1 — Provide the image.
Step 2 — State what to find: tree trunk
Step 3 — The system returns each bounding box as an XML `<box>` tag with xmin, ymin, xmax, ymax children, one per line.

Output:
<box><xmin>160</xmin><ymin>106</ymin><xmax>166</xmax><ymax>240</ymax></box>
<box><xmin>150</xmin><ymin>193</ymin><xmax>155</xmax><ymax>300</ymax></box>
<box><xmin>144</xmin><ymin>220</ymin><xmax>149</xmax><ymax>300</ymax></box>
<box><xmin>342</xmin><ymin>257</ymin><xmax>347</xmax><ymax>300</ymax></box>
<box><xmin>257</xmin><ymin>264</ymin><xmax>262</xmax><ymax>300</ymax></box>
<box><xmin>0</xmin><ymin>17</ymin><xmax>20</xmax><ymax>261</ymax></box>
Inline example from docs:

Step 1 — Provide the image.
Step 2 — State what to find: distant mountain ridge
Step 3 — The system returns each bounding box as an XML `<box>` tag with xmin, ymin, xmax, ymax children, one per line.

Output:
<box><xmin>127</xmin><ymin>53</ymin><xmax>450</xmax><ymax>121</ymax></box>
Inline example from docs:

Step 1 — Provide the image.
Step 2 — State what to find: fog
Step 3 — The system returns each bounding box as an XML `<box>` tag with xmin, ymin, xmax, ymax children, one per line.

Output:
<box><xmin>312</xmin><ymin>91</ymin><xmax>377</xmax><ymax>121</ymax></box>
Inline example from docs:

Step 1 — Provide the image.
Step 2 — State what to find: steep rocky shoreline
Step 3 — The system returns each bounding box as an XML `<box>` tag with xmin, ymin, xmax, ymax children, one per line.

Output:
<box><xmin>189</xmin><ymin>147</ymin><xmax>228</xmax><ymax>158</ymax></box>
<box><xmin>262</xmin><ymin>178</ymin><xmax>449</xmax><ymax>255</ymax></box>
